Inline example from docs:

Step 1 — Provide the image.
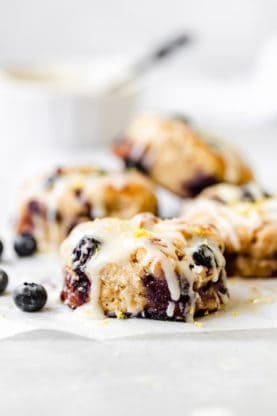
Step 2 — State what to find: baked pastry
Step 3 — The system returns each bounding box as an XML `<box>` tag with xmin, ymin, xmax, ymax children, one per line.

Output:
<box><xmin>181</xmin><ymin>183</ymin><xmax>277</xmax><ymax>277</ymax></box>
<box><xmin>60</xmin><ymin>213</ymin><xmax>228</xmax><ymax>321</ymax></box>
<box><xmin>200</xmin><ymin>182</ymin><xmax>270</xmax><ymax>204</ymax></box>
<box><xmin>15</xmin><ymin>166</ymin><xmax>158</xmax><ymax>251</ymax></box>
<box><xmin>113</xmin><ymin>114</ymin><xmax>253</xmax><ymax>197</ymax></box>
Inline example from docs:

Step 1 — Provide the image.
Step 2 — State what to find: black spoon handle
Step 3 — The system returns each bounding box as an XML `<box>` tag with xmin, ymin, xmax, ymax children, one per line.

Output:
<box><xmin>109</xmin><ymin>32</ymin><xmax>192</xmax><ymax>94</ymax></box>
<box><xmin>134</xmin><ymin>33</ymin><xmax>192</xmax><ymax>75</ymax></box>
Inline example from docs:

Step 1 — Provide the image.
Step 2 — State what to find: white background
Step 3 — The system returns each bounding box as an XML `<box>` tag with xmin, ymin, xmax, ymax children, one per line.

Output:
<box><xmin>0</xmin><ymin>0</ymin><xmax>276</xmax><ymax>76</ymax></box>
<box><xmin>1</xmin><ymin>2</ymin><xmax>277</xmax><ymax>415</ymax></box>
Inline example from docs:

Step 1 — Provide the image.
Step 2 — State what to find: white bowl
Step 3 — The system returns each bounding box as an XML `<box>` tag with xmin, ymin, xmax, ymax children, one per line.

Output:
<box><xmin>0</xmin><ymin>57</ymin><xmax>138</xmax><ymax>148</ymax></box>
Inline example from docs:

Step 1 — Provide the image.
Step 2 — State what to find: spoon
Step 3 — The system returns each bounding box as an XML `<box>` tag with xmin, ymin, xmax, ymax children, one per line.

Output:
<box><xmin>109</xmin><ymin>32</ymin><xmax>192</xmax><ymax>94</ymax></box>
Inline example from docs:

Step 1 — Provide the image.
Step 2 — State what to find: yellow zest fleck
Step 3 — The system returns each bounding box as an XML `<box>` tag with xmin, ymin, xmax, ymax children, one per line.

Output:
<box><xmin>116</xmin><ymin>311</ymin><xmax>127</xmax><ymax>319</ymax></box>
<box><xmin>194</xmin><ymin>321</ymin><xmax>203</xmax><ymax>328</ymax></box>
<box><xmin>231</xmin><ymin>311</ymin><xmax>238</xmax><ymax>317</ymax></box>
<box><xmin>72</xmin><ymin>178</ymin><xmax>85</xmax><ymax>189</ymax></box>
<box><xmin>190</xmin><ymin>226</ymin><xmax>205</xmax><ymax>237</ymax></box>
<box><xmin>204</xmin><ymin>310</ymin><xmax>209</xmax><ymax>316</ymax></box>
<box><xmin>133</xmin><ymin>229</ymin><xmax>153</xmax><ymax>239</ymax></box>
<box><xmin>189</xmin><ymin>305</ymin><xmax>194</xmax><ymax>315</ymax></box>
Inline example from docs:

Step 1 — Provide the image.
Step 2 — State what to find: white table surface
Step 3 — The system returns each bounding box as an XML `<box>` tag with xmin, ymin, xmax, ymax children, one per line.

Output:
<box><xmin>0</xmin><ymin>125</ymin><xmax>277</xmax><ymax>416</ymax></box>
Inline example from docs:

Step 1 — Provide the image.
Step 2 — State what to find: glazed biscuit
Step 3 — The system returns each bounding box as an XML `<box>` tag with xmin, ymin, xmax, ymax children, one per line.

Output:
<box><xmin>60</xmin><ymin>213</ymin><xmax>228</xmax><ymax>321</ymax></box>
<box><xmin>16</xmin><ymin>166</ymin><xmax>158</xmax><ymax>251</ymax></box>
<box><xmin>181</xmin><ymin>183</ymin><xmax>277</xmax><ymax>277</ymax></box>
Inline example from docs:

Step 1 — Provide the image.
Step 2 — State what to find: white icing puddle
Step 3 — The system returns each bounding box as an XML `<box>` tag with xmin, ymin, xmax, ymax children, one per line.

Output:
<box><xmin>1</xmin><ymin>253</ymin><xmax>277</xmax><ymax>340</ymax></box>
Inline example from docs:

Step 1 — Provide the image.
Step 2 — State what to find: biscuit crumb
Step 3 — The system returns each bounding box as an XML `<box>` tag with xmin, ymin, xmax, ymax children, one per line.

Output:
<box><xmin>246</xmin><ymin>296</ymin><xmax>274</xmax><ymax>305</ymax></box>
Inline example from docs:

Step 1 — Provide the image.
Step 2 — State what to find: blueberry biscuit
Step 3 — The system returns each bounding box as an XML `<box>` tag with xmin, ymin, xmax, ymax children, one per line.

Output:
<box><xmin>60</xmin><ymin>213</ymin><xmax>228</xmax><ymax>321</ymax></box>
<box><xmin>16</xmin><ymin>166</ymin><xmax>158</xmax><ymax>251</ymax></box>
<box><xmin>114</xmin><ymin>114</ymin><xmax>253</xmax><ymax>197</ymax></box>
<box><xmin>181</xmin><ymin>183</ymin><xmax>277</xmax><ymax>277</ymax></box>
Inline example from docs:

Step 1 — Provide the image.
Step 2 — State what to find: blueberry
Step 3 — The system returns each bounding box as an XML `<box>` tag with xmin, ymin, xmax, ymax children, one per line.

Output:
<box><xmin>13</xmin><ymin>282</ymin><xmax>47</xmax><ymax>312</ymax></box>
<box><xmin>72</xmin><ymin>236</ymin><xmax>101</xmax><ymax>272</ymax></box>
<box><xmin>241</xmin><ymin>187</ymin><xmax>256</xmax><ymax>202</ymax></box>
<box><xmin>184</xmin><ymin>174</ymin><xmax>218</xmax><ymax>197</ymax></box>
<box><xmin>124</xmin><ymin>157</ymin><xmax>149</xmax><ymax>174</ymax></box>
<box><xmin>14</xmin><ymin>233</ymin><xmax>37</xmax><ymax>257</ymax></box>
<box><xmin>0</xmin><ymin>270</ymin><xmax>8</xmax><ymax>293</ymax></box>
<box><xmin>0</xmin><ymin>240</ymin><xmax>3</xmax><ymax>259</ymax></box>
<box><xmin>193</xmin><ymin>244</ymin><xmax>217</xmax><ymax>269</ymax></box>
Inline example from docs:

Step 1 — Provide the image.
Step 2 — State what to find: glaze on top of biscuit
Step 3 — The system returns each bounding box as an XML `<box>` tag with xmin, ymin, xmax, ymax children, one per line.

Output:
<box><xmin>60</xmin><ymin>213</ymin><xmax>228</xmax><ymax>320</ymax></box>
<box><xmin>181</xmin><ymin>183</ymin><xmax>277</xmax><ymax>277</ymax></box>
<box><xmin>16</xmin><ymin>166</ymin><xmax>158</xmax><ymax>251</ymax></box>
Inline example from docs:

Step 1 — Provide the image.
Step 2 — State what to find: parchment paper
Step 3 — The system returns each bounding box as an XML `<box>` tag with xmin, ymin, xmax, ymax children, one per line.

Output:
<box><xmin>1</xmin><ymin>252</ymin><xmax>277</xmax><ymax>340</ymax></box>
<box><xmin>1</xmin><ymin>148</ymin><xmax>277</xmax><ymax>341</ymax></box>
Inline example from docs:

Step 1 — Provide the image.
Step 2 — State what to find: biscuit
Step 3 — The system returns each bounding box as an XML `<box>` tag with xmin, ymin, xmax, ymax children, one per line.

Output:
<box><xmin>181</xmin><ymin>183</ymin><xmax>277</xmax><ymax>277</ymax></box>
<box><xmin>16</xmin><ymin>166</ymin><xmax>158</xmax><ymax>251</ymax></box>
<box><xmin>60</xmin><ymin>213</ymin><xmax>228</xmax><ymax>321</ymax></box>
<box><xmin>114</xmin><ymin>115</ymin><xmax>253</xmax><ymax>197</ymax></box>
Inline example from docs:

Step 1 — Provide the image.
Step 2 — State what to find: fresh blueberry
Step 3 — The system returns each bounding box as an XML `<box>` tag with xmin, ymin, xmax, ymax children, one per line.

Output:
<box><xmin>0</xmin><ymin>270</ymin><xmax>8</xmax><ymax>293</ymax></box>
<box><xmin>14</xmin><ymin>233</ymin><xmax>37</xmax><ymax>257</ymax></box>
<box><xmin>13</xmin><ymin>282</ymin><xmax>47</xmax><ymax>312</ymax></box>
<box><xmin>0</xmin><ymin>240</ymin><xmax>3</xmax><ymax>259</ymax></box>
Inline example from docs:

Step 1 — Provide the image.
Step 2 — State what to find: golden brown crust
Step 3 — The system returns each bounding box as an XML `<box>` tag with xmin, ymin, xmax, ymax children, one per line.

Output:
<box><xmin>226</xmin><ymin>255</ymin><xmax>277</xmax><ymax>278</ymax></box>
<box><xmin>114</xmin><ymin>115</ymin><xmax>253</xmax><ymax>197</ymax></box>
<box><xmin>16</xmin><ymin>166</ymin><xmax>158</xmax><ymax>250</ymax></box>
<box><xmin>181</xmin><ymin>184</ymin><xmax>277</xmax><ymax>277</ymax></box>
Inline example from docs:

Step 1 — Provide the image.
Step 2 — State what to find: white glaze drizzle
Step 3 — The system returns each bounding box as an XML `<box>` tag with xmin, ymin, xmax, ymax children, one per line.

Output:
<box><xmin>182</xmin><ymin>196</ymin><xmax>277</xmax><ymax>252</ymax></box>
<box><xmin>20</xmin><ymin>168</ymin><xmax>154</xmax><ymax>248</ymax></box>
<box><xmin>61</xmin><ymin>213</ymin><xmax>225</xmax><ymax>319</ymax></box>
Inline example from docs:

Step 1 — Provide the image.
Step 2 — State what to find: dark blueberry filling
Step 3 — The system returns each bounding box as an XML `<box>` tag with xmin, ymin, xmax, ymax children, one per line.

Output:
<box><xmin>193</xmin><ymin>244</ymin><xmax>218</xmax><ymax>269</ymax></box>
<box><xmin>0</xmin><ymin>269</ymin><xmax>8</xmax><ymax>293</ymax></box>
<box><xmin>142</xmin><ymin>274</ymin><xmax>171</xmax><ymax>320</ymax></box>
<box><xmin>241</xmin><ymin>187</ymin><xmax>255</xmax><ymax>202</ymax></box>
<box><xmin>55</xmin><ymin>211</ymin><xmax>63</xmax><ymax>223</ymax></box>
<box><xmin>124</xmin><ymin>157</ymin><xmax>149</xmax><ymax>174</ymax></box>
<box><xmin>71</xmin><ymin>271</ymin><xmax>91</xmax><ymax>304</ymax></box>
<box><xmin>72</xmin><ymin>236</ymin><xmax>101</xmax><ymax>272</ymax></box>
<box><xmin>28</xmin><ymin>200</ymin><xmax>41</xmax><ymax>214</ymax></box>
<box><xmin>142</xmin><ymin>274</ymin><xmax>191</xmax><ymax>321</ymax></box>
<box><xmin>61</xmin><ymin>270</ymin><xmax>91</xmax><ymax>309</ymax></box>
<box><xmin>82</xmin><ymin>202</ymin><xmax>94</xmax><ymax>219</ymax></box>
<box><xmin>13</xmin><ymin>282</ymin><xmax>47</xmax><ymax>312</ymax></box>
<box><xmin>241</xmin><ymin>185</ymin><xmax>271</xmax><ymax>202</ymax></box>
<box><xmin>74</xmin><ymin>188</ymin><xmax>82</xmax><ymax>198</ymax></box>
<box><xmin>183</xmin><ymin>174</ymin><xmax>219</xmax><ymax>197</ymax></box>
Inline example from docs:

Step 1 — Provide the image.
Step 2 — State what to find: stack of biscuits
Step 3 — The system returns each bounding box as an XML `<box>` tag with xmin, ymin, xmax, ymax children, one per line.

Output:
<box><xmin>15</xmin><ymin>114</ymin><xmax>276</xmax><ymax>321</ymax></box>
